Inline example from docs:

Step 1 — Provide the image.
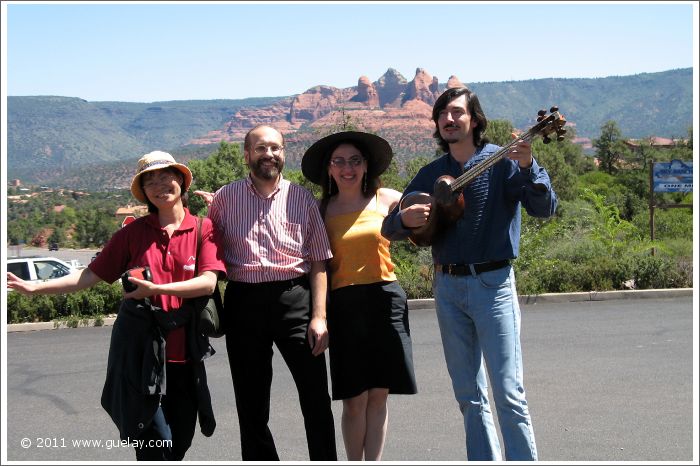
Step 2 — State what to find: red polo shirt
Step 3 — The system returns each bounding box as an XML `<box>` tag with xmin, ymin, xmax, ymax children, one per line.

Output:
<box><xmin>89</xmin><ymin>209</ymin><xmax>226</xmax><ymax>362</ymax></box>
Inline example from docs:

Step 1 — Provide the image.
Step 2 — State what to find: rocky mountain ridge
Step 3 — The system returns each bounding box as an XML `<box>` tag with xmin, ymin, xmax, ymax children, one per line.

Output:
<box><xmin>7</xmin><ymin>66</ymin><xmax>693</xmax><ymax>189</ymax></box>
<box><xmin>188</xmin><ymin>67</ymin><xmax>456</xmax><ymax>144</ymax></box>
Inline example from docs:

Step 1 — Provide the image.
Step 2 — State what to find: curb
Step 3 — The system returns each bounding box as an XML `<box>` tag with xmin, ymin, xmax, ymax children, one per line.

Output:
<box><xmin>7</xmin><ymin>317</ymin><xmax>117</xmax><ymax>333</ymax></box>
<box><xmin>407</xmin><ymin>288</ymin><xmax>694</xmax><ymax>310</ymax></box>
<box><xmin>6</xmin><ymin>289</ymin><xmax>694</xmax><ymax>333</ymax></box>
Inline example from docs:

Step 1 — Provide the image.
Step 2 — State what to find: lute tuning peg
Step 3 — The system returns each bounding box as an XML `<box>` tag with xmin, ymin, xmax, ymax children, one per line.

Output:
<box><xmin>550</xmin><ymin>106</ymin><xmax>559</xmax><ymax>113</ymax></box>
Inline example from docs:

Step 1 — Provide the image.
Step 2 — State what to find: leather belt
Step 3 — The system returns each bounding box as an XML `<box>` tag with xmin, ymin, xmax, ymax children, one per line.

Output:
<box><xmin>435</xmin><ymin>260</ymin><xmax>511</xmax><ymax>276</ymax></box>
<box><xmin>230</xmin><ymin>275</ymin><xmax>308</xmax><ymax>290</ymax></box>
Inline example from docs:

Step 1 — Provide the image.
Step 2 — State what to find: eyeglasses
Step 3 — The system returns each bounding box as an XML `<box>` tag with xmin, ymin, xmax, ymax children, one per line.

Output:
<box><xmin>253</xmin><ymin>144</ymin><xmax>284</xmax><ymax>156</ymax></box>
<box><xmin>142</xmin><ymin>172</ymin><xmax>179</xmax><ymax>190</ymax></box>
<box><xmin>330</xmin><ymin>156</ymin><xmax>364</xmax><ymax>168</ymax></box>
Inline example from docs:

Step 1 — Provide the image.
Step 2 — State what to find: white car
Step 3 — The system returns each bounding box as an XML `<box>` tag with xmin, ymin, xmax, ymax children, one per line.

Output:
<box><xmin>7</xmin><ymin>256</ymin><xmax>78</xmax><ymax>285</ymax></box>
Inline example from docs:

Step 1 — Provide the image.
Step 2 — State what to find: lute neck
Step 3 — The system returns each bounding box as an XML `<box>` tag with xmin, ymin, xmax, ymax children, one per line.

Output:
<box><xmin>450</xmin><ymin>130</ymin><xmax>537</xmax><ymax>193</ymax></box>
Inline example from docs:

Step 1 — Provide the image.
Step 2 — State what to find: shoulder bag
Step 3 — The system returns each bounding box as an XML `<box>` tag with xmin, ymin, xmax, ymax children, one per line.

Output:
<box><xmin>193</xmin><ymin>217</ymin><xmax>225</xmax><ymax>338</ymax></box>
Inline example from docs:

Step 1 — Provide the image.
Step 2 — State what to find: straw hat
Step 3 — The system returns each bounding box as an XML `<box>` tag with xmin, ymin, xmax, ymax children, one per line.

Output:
<box><xmin>301</xmin><ymin>131</ymin><xmax>393</xmax><ymax>185</ymax></box>
<box><xmin>130</xmin><ymin>151</ymin><xmax>192</xmax><ymax>203</ymax></box>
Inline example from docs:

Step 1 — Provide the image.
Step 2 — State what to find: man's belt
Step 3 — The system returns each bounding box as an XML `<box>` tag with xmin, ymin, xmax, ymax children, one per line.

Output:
<box><xmin>435</xmin><ymin>260</ymin><xmax>511</xmax><ymax>276</ymax></box>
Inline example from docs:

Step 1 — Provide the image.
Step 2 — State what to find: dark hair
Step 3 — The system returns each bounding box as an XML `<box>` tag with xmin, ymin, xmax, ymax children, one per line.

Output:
<box><xmin>244</xmin><ymin>125</ymin><xmax>285</xmax><ymax>152</ymax></box>
<box><xmin>320</xmin><ymin>140</ymin><xmax>381</xmax><ymax>201</ymax></box>
<box><xmin>432</xmin><ymin>87</ymin><xmax>489</xmax><ymax>153</ymax></box>
<box><xmin>141</xmin><ymin>167</ymin><xmax>189</xmax><ymax>213</ymax></box>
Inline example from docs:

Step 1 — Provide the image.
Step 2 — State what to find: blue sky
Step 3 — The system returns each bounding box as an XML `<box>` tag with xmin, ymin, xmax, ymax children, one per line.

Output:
<box><xmin>2</xmin><ymin>1</ymin><xmax>697</xmax><ymax>103</ymax></box>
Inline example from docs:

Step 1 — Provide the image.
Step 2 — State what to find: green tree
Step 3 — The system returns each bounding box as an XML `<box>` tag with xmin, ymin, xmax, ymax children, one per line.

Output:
<box><xmin>285</xmin><ymin>168</ymin><xmax>320</xmax><ymax>197</ymax></box>
<box><xmin>593</xmin><ymin>121</ymin><xmax>631</xmax><ymax>174</ymax></box>
<box><xmin>484</xmin><ymin>119</ymin><xmax>514</xmax><ymax>146</ymax></box>
<box><xmin>531</xmin><ymin>139</ymin><xmax>577</xmax><ymax>202</ymax></box>
<box><xmin>188</xmin><ymin>141</ymin><xmax>247</xmax><ymax>215</ymax></box>
<box><xmin>380</xmin><ymin>159</ymin><xmax>404</xmax><ymax>192</ymax></box>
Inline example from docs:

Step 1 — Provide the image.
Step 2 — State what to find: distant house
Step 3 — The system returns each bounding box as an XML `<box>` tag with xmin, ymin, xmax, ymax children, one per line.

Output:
<box><xmin>115</xmin><ymin>204</ymin><xmax>148</xmax><ymax>220</ymax></box>
<box><xmin>624</xmin><ymin>137</ymin><xmax>686</xmax><ymax>152</ymax></box>
<box><xmin>573</xmin><ymin>137</ymin><xmax>593</xmax><ymax>153</ymax></box>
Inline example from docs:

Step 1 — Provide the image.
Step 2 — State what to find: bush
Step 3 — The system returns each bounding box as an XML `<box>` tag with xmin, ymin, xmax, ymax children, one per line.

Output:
<box><xmin>633</xmin><ymin>255</ymin><xmax>692</xmax><ymax>289</ymax></box>
<box><xmin>6</xmin><ymin>282</ymin><xmax>122</xmax><ymax>324</ymax></box>
<box><xmin>6</xmin><ymin>293</ymin><xmax>60</xmax><ymax>323</ymax></box>
<box><xmin>391</xmin><ymin>241</ymin><xmax>434</xmax><ymax>299</ymax></box>
<box><xmin>516</xmin><ymin>256</ymin><xmax>635</xmax><ymax>294</ymax></box>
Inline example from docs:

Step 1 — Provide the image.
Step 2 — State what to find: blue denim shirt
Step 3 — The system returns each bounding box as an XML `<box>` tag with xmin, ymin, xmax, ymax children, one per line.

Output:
<box><xmin>381</xmin><ymin>143</ymin><xmax>557</xmax><ymax>264</ymax></box>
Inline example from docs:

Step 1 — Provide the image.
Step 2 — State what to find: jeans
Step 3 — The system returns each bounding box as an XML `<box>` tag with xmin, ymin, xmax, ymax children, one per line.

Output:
<box><xmin>134</xmin><ymin>362</ymin><xmax>198</xmax><ymax>461</ymax></box>
<box><xmin>433</xmin><ymin>265</ymin><xmax>537</xmax><ymax>461</ymax></box>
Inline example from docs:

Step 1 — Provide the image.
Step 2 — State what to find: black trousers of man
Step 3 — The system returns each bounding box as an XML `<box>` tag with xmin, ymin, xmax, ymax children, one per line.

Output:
<box><xmin>224</xmin><ymin>277</ymin><xmax>337</xmax><ymax>461</ymax></box>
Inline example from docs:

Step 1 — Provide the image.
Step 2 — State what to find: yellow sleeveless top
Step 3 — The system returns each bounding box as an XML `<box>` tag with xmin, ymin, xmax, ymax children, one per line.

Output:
<box><xmin>324</xmin><ymin>194</ymin><xmax>397</xmax><ymax>290</ymax></box>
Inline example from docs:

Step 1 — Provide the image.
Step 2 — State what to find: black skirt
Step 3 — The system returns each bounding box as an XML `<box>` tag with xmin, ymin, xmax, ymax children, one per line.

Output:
<box><xmin>328</xmin><ymin>281</ymin><xmax>418</xmax><ymax>400</ymax></box>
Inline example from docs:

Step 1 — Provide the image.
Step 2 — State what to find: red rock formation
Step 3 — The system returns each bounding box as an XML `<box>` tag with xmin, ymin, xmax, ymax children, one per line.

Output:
<box><xmin>289</xmin><ymin>86</ymin><xmax>356</xmax><ymax>124</ymax></box>
<box><xmin>403</xmin><ymin>68</ymin><xmax>441</xmax><ymax>106</ymax></box>
<box><xmin>447</xmin><ymin>75</ymin><xmax>465</xmax><ymax>89</ymax></box>
<box><xmin>351</xmin><ymin>76</ymin><xmax>380</xmax><ymax>108</ymax></box>
<box><xmin>375</xmin><ymin>68</ymin><xmax>408</xmax><ymax>107</ymax></box>
<box><xmin>186</xmin><ymin>67</ymin><xmax>456</xmax><ymax>151</ymax></box>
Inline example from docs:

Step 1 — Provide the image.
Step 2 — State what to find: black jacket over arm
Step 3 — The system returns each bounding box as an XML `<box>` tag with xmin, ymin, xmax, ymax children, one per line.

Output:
<box><xmin>100</xmin><ymin>298</ymin><xmax>216</xmax><ymax>440</ymax></box>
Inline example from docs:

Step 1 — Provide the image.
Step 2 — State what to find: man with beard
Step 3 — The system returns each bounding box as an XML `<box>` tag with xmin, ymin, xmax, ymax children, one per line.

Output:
<box><xmin>382</xmin><ymin>88</ymin><xmax>557</xmax><ymax>460</ymax></box>
<box><xmin>206</xmin><ymin>125</ymin><xmax>337</xmax><ymax>461</ymax></box>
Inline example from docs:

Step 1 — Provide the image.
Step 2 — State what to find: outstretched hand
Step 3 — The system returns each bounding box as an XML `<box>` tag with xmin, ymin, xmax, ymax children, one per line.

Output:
<box><xmin>193</xmin><ymin>190</ymin><xmax>214</xmax><ymax>207</ymax></box>
<box><xmin>6</xmin><ymin>272</ymin><xmax>36</xmax><ymax>295</ymax></box>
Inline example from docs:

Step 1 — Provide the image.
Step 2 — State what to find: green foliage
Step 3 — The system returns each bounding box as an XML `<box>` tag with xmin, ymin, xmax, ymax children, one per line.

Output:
<box><xmin>484</xmin><ymin>119</ymin><xmax>514</xmax><ymax>146</ymax></box>
<box><xmin>285</xmin><ymin>168</ymin><xmax>320</xmax><ymax>197</ymax></box>
<box><xmin>532</xmin><ymin>138</ymin><xmax>578</xmax><ymax>201</ymax></box>
<box><xmin>593</xmin><ymin>120</ymin><xmax>632</xmax><ymax>174</ymax></box>
<box><xmin>7</xmin><ymin>293</ymin><xmax>58</xmax><ymax>323</ymax></box>
<box><xmin>6</xmin><ymin>282</ymin><xmax>122</xmax><ymax>324</ymax></box>
<box><xmin>633</xmin><ymin>255</ymin><xmax>692</xmax><ymax>289</ymax></box>
<box><xmin>390</xmin><ymin>242</ymin><xmax>434</xmax><ymax>299</ymax></box>
<box><xmin>188</xmin><ymin>141</ymin><xmax>248</xmax><ymax>215</ymax></box>
<box><xmin>381</xmin><ymin>160</ymin><xmax>405</xmax><ymax>192</ymax></box>
<box><xmin>580</xmin><ymin>188</ymin><xmax>642</xmax><ymax>257</ymax></box>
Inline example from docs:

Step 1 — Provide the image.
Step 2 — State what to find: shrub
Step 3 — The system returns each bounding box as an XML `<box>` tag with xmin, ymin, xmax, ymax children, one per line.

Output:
<box><xmin>6</xmin><ymin>282</ymin><xmax>122</xmax><ymax>324</ymax></box>
<box><xmin>391</xmin><ymin>241</ymin><xmax>434</xmax><ymax>299</ymax></box>
<box><xmin>633</xmin><ymin>255</ymin><xmax>692</xmax><ymax>289</ymax></box>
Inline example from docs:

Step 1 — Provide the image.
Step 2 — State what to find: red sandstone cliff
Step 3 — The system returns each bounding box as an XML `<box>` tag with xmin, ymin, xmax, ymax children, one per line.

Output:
<box><xmin>186</xmin><ymin>67</ymin><xmax>464</xmax><ymax>150</ymax></box>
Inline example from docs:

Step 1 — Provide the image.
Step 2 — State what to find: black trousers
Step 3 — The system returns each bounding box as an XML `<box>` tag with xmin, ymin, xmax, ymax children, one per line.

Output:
<box><xmin>135</xmin><ymin>362</ymin><xmax>198</xmax><ymax>461</ymax></box>
<box><xmin>224</xmin><ymin>278</ymin><xmax>337</xmax><ymax>461</ymax></box>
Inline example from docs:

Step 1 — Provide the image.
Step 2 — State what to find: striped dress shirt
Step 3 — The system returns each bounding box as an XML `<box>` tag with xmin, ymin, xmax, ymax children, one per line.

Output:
<box><xmin>208</xmin><ymin>175</ymin><xmax>332</xmax><ymax>283</ymax></box>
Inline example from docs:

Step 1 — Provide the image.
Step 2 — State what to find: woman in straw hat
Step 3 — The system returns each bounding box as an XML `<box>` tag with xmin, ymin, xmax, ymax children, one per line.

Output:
<box><xmin>302</xmin><ymin>131</ymin><xmax>417</xmax><ymax>460</ymax></box>
<box><xmin>7</xmin><ymin>151</ymin><xmax>226</xmax><ymax>461</ymax></box>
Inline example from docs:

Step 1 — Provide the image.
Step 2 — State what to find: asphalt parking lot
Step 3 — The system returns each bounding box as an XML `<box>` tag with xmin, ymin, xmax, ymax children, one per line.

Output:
<box><xmin>4</xmin><ymin>293</ymin><xmax>695</xmax><ymax>462</ymax></box>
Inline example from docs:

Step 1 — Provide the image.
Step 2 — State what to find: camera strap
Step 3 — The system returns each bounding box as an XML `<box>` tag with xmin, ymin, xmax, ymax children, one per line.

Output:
<box><xmin>194</xmin><ymin>216</ymin><xmax>202</xmax><ymax>275</ymax></box>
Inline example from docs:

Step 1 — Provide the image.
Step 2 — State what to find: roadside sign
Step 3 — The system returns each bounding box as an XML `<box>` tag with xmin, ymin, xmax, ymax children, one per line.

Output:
<box><xmin>652</xmin><ymin>159</ymin><xmax>693</xmax><ymax>192</ymax></box>
<box><xmin>121</xmin><ymin>216</ymin><xmax>136</xmax><ymax>228</ymax></box>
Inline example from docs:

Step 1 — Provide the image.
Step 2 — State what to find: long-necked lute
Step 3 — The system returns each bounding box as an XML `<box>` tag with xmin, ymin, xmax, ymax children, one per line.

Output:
<box><xmin>400</xmin><ymin>107</ymin><xmax>567</xmax><ymax>247</ymax></box>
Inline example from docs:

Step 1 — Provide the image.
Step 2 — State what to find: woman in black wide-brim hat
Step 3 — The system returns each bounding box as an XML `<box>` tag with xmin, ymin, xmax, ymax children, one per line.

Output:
<box><xmin>302</xmin><ymin>131</ymin><xmax>417</xmax><ymax>461</ymax></box>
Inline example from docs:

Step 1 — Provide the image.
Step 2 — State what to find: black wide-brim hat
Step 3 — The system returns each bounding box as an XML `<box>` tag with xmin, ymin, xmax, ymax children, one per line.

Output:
<box><xmin>301</xmin><ymin>131</ymin><xmax>393</xmax><ymax>185</ymax></box>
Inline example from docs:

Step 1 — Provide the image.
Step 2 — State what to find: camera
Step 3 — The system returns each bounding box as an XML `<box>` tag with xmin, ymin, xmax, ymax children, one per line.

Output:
<box><xmin>121</xmin><ymin>266</ymin><xmax>152</xmax><ymax>292</ymax></box>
